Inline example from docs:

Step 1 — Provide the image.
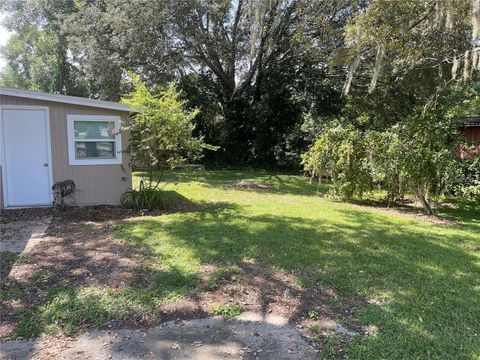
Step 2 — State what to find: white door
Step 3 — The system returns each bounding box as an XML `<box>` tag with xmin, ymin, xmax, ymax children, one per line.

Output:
<box><xmin>2</xmin><ymin>108</ymin><xmax>52</xmax><ymax>206</ymax></box>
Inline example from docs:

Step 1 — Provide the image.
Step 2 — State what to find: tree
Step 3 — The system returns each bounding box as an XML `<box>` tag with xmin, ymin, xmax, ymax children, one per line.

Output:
<box><xmin>302</xmin><ymin>122</ymin><xmax>373</xmax><ymax>198</ymax></box>
<box><xmin>63</xmin><ymin>0</ymin><xmax>363</xmax><ymax>164</ymax></box>
<box><xmin>120</xmin><ymin>74</ymin><xmax>217</xmax><ymax>186</ymax></box>
<box><xmin>0</xmin><ymin>0</ymin><xmax>88</xmax><ymax>95</ymax></box>
<box><xmin>302</xmin><ymin>0</ymin><xmax>479</xmax><ymax>214</ymax></box>
<box><xmin>303</xmin><ymin>85</ymin><xmax>479</xmax><ymax>215</ymax></box>
<box><xmin>340</xmin><ymin>0</ymin><xmax>474</xmax><ymax>97</ymax></box>
<box><xmin>1</xmin><ymin>0</ymin><xmax>365</xmax><ymax>166</ymax></box>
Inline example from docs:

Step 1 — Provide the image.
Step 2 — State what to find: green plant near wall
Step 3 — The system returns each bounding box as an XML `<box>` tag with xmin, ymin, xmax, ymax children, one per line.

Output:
<box><xmin>120</xmin><ymin>180</ymin><xmax>166</xmax><ymax>210</ymax></box>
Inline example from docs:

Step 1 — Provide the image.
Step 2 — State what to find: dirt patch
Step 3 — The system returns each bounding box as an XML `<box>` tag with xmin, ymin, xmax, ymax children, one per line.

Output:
<box><xmin>347</xmin><ymin>201</ymin><xmax>457</xmax><ymax>225</ymax></box>
<box><xmin>1</xmin><ymin>220</ymin><xmax>50</xmax><ymax>252</ymax></box>
<box><xmin>159</xmin><ymin>261</ymin><xmax>365</xmax><ymax>350</ymax></box>
<box><xmin>1</xmin><ymin>207</ymin><xmax>146</xmax><ymax>340</ymax></box>
<box><xmin>231</xmin><ymin>180</ymin><xmax>272</xmax><ymax>190</ymax></box>
<box><xmin>1</xmin><ymin>208</ymin><xmax>53</xmax><ymax>224</ymax></box>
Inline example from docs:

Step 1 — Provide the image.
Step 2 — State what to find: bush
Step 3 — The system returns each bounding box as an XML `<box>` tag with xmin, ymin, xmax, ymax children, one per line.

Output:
<box><xmin>302</xmin><ymin>115</ymin><xmax>462</xmax><ymax>214</ymax></box>
<box><xmin>121</xmin><ymin>75</ymin><xmax>217</xmax><ymax>187</ymax></box>
<box><xmin>450</xmin><ymin>157</ymin><xmax>480</xmax><ymax>201</ymax></box>
<box><xmin>121</xmin><ymin>180</ymin><xmax>166</xmax><ymax>210</ymax></box>
<box><xmin>301</xmin><ymin>123</ymin><xmax>373</xmax><ymax>199</ymax></box>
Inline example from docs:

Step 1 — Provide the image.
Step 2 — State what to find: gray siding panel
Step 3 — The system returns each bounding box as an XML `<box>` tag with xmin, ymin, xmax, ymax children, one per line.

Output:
<box><xmin>1</xmin><ymin>95</ymin><xmax>132</xmax><ymax>207</ymax></box>
<box><xmin>0</xmin><ymin>166</ymin><xmax>3</xmax><ymax>208</ymax></box>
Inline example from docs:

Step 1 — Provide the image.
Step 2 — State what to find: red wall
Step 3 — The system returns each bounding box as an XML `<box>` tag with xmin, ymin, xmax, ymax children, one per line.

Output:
<box><xmin>459</xmin><ymin>126</ymin><xmax>480</xmax><ymax>159</ymax></box>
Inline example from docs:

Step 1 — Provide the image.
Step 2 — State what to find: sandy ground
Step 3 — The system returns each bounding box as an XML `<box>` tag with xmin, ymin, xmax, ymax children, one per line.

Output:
<box><xmin>0</xmin><ymin>217</ymin><xmax>51</xmax><ymax>253</ymax></box>
<box><xmin>0</xmin><ymin>312</ymin><xmax>318</xmax><ymax>360</ymax></box>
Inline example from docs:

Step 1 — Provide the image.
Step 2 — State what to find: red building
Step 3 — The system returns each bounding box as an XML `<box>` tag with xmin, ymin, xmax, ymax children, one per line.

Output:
<box><xmin>458</xmin><ymin>117</ymin><xmax>480</xmax><ymax>159</ymax></box>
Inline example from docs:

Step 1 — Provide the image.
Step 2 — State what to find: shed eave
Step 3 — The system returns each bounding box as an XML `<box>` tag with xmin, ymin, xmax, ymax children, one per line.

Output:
<box><xmin>0</xmin><ymin>87</ymin><xmax>132</xmax><ymax>112</ymax></box>
<box><xmin>458</xmin><ymin>116</ymin><xmax>480</xmax><ymax>127</ymax></box>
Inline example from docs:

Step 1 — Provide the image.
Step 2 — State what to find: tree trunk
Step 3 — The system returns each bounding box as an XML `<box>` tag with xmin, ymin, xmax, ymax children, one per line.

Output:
<box><xmin>415</xmin><ymin>185</ymin><xmax>433</xmax><ymax>216</ymax></box>
<box><xmin>58</xmin><ymin>51</ymin><xmax>67</xmax><ymax>94</ymax></box>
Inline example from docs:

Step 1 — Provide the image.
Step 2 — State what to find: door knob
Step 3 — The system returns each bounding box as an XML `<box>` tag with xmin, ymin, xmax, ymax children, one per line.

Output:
<box><xmin>44</xmin><ymin>162</ymin><xmax>49</xmax><ymax>167</ymax></box>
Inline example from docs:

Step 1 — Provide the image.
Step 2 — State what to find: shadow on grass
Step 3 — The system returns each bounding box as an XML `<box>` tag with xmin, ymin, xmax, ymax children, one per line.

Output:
<box><xmin>115</xmin><ymin>204</ymin><xmax>480</xmax><ymax>358</ymax></box>
<box><xmin>435</xmin><ymin>200</ymin><xmax>480</xmax><ymax>228</ymax></box>
<box><xmin>2</xmin><ymin>188</ymin><xmax>479</xmax><ymax>357</ymax></box>
<box><xmin>0</xmin><ymin>252</ymin><xmax>26</xmax><ymax>279</ymax></box>
<box><xmin>345</xmin><ymin>197</ymin><xmax>480</xmax><ymax>225</ymax></box>
<box><xmin>0</xmin><ymin>197</ymin><xmax>200</xmax><ymax>340</ymax></box>
<box><xmin>2</xmin><ymin>202</ymin><xmax>361</xmax><ymax>350</ymax></box>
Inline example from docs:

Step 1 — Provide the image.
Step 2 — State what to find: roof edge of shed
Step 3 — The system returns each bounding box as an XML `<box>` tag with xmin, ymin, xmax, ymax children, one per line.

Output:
<box><xmin>458</xmin><ymin>116</ymin><xmax>480</xmax><ymax>127</ymax></box>
<box><xmin>0</xmin><ymin>87</ymin><xmax>132</xmax><ymax>112</ymax></box>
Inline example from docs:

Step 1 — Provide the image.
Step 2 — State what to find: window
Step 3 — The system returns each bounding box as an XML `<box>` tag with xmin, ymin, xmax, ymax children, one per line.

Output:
<box><xmin>67</xmin><ymin>115</ymin><xmax>122</xmax><ymax>165</ymax></box>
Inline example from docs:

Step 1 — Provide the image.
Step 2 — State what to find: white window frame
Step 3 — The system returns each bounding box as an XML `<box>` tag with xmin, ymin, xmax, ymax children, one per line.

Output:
<box><xmin>67</xmin><ymin>114</ymin><xmax>123</xmax><ymax>166</ymax></box>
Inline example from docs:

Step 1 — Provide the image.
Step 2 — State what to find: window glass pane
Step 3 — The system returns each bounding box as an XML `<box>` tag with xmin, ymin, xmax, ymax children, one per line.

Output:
<box><xmin>74</xmin><ymin>121</ymin><xmax>115</xmax><ymax>140</ymax></box>
<box><xmin>75</xmin><ymin>141</ymin><xmax>115</xmax><ymax>159</ymax></box>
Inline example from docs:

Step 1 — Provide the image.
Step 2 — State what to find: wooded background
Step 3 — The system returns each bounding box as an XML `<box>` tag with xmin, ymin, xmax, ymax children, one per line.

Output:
<box><xmin>0</xmin><ymin>0</ymin><xmax>478</xmax><ymax>169</ymax></box>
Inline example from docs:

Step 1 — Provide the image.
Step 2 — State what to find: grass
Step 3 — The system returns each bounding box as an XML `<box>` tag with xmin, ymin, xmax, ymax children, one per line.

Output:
<box><xmin>211</xmin><ymin>304</ymin><xmax>242</xmax><ymax>319</ymax></box>
<box><xmin>0</xmin><ymin>252</ymin><xmax>29</xmax><ymax>270</ymax></box>
<box><xmin>4</xmin><ymin>168</ymin><xmax>479</xmax><ymax>359</ymax></box>
<box><xmin>16</xmin><ymin>286</ymin><xmax>163</xmax><ymax>337</ymax></box>
<box><xmin>308</xmin><ymin>309</ymin><xmax>320</xmax><ymax>319</ymax></box>
<box><xmin>123</xmin><ymin>169</ymin><xmax>480</xmax><ymax>359</ymax></box>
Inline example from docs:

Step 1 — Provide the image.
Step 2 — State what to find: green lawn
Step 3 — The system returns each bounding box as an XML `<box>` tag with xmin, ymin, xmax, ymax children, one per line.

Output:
<box><xmin>122</xmin><ymin>169</ymin><xmax>480</xmax><ymax>359</ymax></box>
<box><xmin>3</xmin><ymin>169</ymin><xmax>479</xmax><ymax>359</ymax></box>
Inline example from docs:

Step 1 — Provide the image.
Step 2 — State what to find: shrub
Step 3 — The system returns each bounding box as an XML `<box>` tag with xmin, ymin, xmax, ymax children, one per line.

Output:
<box><xmin>121</xmin><ymin>180</ymin><xmax>166</xmax><ymax>210</ymax></box>
<box><xmin>302</xmin><ymin>114</ymin><xmax>462</xmax><ymax>214</ymax></box>
<box><xmin>450</xmin><ymin>157</ymin><xmax>480</xmax><ymax>201</ymax></box>
<box><xmin>301</xmin><ymin>123</ymin><xmax>373</xmax><ymax>199</ymax></box>
<box><xmin>121</xmin><ymin>74</ymin><xmax>217</xmax><ymax>188</ymax></box>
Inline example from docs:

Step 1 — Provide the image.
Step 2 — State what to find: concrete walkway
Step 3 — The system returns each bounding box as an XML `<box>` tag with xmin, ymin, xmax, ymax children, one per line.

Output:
<box><xmin>1</xmin><ymin>217</ymin><xmax>51</xmax><ymax>253</ymax></box>
<box><xmin>0</xmin><ymin>312</ymin><xmax>318</xmax><ymax>359</ymax></box>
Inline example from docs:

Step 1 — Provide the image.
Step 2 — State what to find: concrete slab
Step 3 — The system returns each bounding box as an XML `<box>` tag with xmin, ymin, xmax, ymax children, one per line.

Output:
<box><xmin>0</xmin><ymin>217</ymin><xmax>51</xmax><ymax>253</ymax></box>
<box><xmin>0</xmin><ymin>312</ymin><xmax>318</xmax><ymax>359</ymax></box>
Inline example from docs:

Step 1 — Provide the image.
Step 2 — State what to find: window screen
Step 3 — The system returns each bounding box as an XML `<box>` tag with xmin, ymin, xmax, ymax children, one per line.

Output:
<box><xmin>73</xmin><ymin>121</ymin><xmax>116</xmax><ymax>159</ymax></box>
